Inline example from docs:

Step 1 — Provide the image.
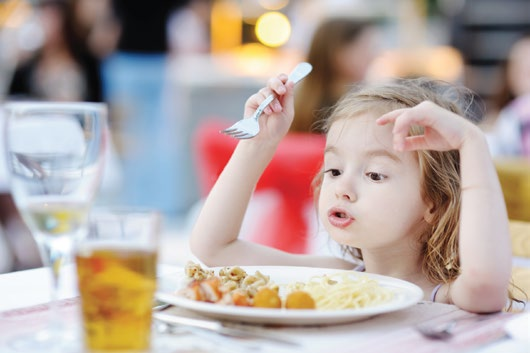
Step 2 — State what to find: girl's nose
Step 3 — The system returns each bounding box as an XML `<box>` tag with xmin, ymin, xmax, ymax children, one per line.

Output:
<box><xmin>335</xmin><ymin>177</ymin><xmax>357</xmax><ymax>201</ymax></box>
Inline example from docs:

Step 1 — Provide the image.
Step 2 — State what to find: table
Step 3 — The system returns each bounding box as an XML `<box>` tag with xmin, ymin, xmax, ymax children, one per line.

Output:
<box><xmin>0</xmin><ymin>265</ymin><xmax>528</xmax><ymax>353</ymax></box>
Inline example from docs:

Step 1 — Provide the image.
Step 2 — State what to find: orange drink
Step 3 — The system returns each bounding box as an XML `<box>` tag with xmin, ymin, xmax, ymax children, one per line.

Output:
<box><xmin>75</xmin><ymin>209</ymin><xmax>160</xmax><ymax>352</ymax></box>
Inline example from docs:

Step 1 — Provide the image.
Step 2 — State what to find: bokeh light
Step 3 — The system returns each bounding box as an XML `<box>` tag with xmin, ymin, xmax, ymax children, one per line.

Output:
<box><xmin>210</xmin><ymin>0</ymin><xmax>242</xmax><ymax>52</ymax></box>
<box><xmin>255</xmin><ymin>12</ymin><xmax>291</xmax><ymax>48</ymax></box>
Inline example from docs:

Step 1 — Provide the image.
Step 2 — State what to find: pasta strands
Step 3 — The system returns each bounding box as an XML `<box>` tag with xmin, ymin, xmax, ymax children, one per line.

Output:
<box><xmin>288</xmin><ymin>273</ymin><xmax>394</xmax><ymax>310</ymax></box>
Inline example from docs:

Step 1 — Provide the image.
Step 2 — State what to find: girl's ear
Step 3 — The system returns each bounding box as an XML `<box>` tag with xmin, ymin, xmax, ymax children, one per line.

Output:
<box><xmin>423</xmin><ymin>202</ymin><xmax>436</xmax><ymax>225</ymax></box>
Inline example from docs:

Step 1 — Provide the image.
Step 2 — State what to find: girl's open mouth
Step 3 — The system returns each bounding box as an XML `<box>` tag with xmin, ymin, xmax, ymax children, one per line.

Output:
<box><xmin>328</xmin><ymin>208</ymin><xmax>354</xmax><ymax>228</ymax></box>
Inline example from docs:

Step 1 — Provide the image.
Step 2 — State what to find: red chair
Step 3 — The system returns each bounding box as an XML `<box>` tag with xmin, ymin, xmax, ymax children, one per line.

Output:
<box><xmin>193</xmin><ymin>119</ymin><xmax>326</xmax><ymax>254</ymax></box>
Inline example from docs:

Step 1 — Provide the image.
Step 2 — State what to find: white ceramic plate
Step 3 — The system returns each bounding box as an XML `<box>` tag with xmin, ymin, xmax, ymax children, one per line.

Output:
<box><xmin>156</xmin><ymin>266</ymin><xmax>423</xmax><ymax>325</ymax></box>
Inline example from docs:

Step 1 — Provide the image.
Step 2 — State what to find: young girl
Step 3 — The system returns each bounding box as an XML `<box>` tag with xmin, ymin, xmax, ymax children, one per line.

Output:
<box><xmin>190</xmin><ymin>74</ymin><xmax>514</xmax><ymax>313</ymax></box>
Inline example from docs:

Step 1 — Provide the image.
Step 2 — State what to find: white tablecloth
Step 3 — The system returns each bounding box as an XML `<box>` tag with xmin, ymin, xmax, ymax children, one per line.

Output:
<box><xmin>0</xmin><ymin>264</ymin><xmax>528</xmax><ymax>353</ymax></box>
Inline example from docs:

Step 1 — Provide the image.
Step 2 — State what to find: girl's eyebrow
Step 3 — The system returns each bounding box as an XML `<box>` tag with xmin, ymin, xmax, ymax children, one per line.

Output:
<box><xmin>324</xmin><ymin>146</ymin><xmax>338</xmax><ymax>155</ymax></box>
<box><xmin>365</xmin><ymin>149</ymin><xmax>401</xmax><ymax>163</ymax></box>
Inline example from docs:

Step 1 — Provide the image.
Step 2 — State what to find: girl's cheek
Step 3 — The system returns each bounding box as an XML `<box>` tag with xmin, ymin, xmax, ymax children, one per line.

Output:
<box><xmin>317</xmin><ymin>190</ymin><xmax>331</xmax><ymax>219</ymax></box>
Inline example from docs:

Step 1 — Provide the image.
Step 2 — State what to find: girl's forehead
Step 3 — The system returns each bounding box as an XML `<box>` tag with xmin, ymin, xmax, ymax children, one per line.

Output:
<box><xmin>326</xmin><ymin>114</ymin><xmax>393</xmax><ymax>149</ymax></box>
<box><xmin>325</xmin><ymin>114</ymin><xmax>421</xmax><ymax>169</ymax></box>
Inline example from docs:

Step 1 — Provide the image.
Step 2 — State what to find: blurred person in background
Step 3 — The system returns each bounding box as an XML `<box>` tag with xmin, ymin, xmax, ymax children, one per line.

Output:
<box><xmin>487</xmin><ymin>33</ymin><xmax>530</xmax><ymax>158</ymax></box>
<box><xmin>291</xmin><ymin>17</ymin><xmax>379</xmax><ymax>133</ymax></box>
<box><xmin>3</xmin><ymin>0</ymin><xmax>103</xmax><ymax>272</ymax></box>
<box><xmin>7</xmin><ymin>0</ymin><xmax>121</xmax><ymax>194</ymax></box>
<box><xmin>2</xmin><ymin>0</ymin><xmax>121</xmax><ymax>272</ymax></box>
<box><xmin>71</xmin><ymin>0</ymin><xmax>120</xmax><ymax>60</ymax></box>
<box><xmin>167</xmin><ymin>0</ymin><xmax>212</xmax><ymax>56</ymax></box>
<box><xmin>8</xmin><ymin>0</ymin><xmax>102</xmax><ymax>102</ymax></box>
<box><xmin>102</xmin><ymin>0</ymin><xmax>191</xmax><ymax>218</ymax></box>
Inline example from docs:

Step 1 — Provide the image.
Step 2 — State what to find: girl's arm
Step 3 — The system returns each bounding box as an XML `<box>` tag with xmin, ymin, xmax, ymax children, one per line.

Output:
<box><xmin>190</xmin><ymin>74</ymin><xmax>352</xmax><ymax>269</ymax></box>
<box><xmin>378</xmin><ymin>101</ymin><xmax>512</xmax><ymax>313</ymax></box>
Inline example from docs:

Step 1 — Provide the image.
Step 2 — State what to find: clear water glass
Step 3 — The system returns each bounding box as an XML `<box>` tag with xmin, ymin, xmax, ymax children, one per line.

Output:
<box><xmin>2</xmin><ymin>101</ymin><xmax>107</xmax><ymax>351</ymax></box>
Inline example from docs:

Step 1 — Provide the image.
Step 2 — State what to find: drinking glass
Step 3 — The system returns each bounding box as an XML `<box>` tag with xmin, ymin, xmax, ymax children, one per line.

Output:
<box><xmin>76</xmin><ymin>208</ymin><xmax>160</xmax><ymax>352</ymax></box>
<box><xmin>3</xmin><ymin>101</ymin><xmax>107</xmax><ymax>351</ymax></box>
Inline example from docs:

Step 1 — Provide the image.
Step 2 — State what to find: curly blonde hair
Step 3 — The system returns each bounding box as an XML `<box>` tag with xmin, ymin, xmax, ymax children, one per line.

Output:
<box><xmin>313</xmin><ymin>77</ymin><xmax>481</xmax><ymax>284</ymax></box>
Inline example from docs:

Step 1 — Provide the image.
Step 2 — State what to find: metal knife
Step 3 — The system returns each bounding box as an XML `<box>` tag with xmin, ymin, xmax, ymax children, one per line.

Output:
<box><xmin>153</xmin><ymin>312</ymin><xmax>299</xmax><ymax>347</ymax></box>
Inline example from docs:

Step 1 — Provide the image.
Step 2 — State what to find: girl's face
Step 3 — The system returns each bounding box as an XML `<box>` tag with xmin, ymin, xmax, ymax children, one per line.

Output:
<box><xmin>318</xmin><ymin>113</ymin><xmax>431</xmax><ymax>252</ymax></box>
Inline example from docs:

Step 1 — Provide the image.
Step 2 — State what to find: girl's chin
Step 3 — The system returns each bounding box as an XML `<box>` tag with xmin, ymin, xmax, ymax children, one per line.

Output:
<box><xmin>327</xmin><ymin>231</ymin><xmax>360</xmax><ymax>249</ymax></box>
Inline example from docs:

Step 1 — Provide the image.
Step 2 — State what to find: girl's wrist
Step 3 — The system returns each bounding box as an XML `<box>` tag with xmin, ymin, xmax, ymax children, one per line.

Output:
<box><xmin>235</xmin><ymin>139</ymin><xmax>279</xmax><ymax>163</ymax></box>
<box><xmin>239</xmin><ymin>134</ymin><xmax>283</xmax><ymax>151</ymax></box>
<box><xmin>459</xmin><ymin>123</ymin><xmax>489</xmax><ymax>154</ymax></box>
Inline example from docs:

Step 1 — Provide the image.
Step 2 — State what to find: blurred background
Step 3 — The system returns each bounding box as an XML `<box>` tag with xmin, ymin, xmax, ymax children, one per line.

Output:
<box><xmin>1</xmin><ymin>0</ymin><xmax>529</xmax><ymax>273</ymax></box>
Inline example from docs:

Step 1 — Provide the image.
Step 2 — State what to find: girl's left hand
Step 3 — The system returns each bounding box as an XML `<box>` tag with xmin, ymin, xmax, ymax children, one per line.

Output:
<box><xmin>376</xmin><ymin>101</ymin><xmax>480</xmax><ymax>152</ymax></box>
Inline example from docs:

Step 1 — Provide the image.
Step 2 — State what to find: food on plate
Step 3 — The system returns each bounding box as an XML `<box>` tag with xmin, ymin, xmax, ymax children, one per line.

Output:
<box><xmin>285</xmin><ymin>290</ymin><xmax>316</xmax><ymax>309</ymax></box>
<box><xmin>178</xmin><ymin>262</ymin><xmax>279</xmax><ymax>307</ymax></box>
<box><xmin>230</xmin><ymin>290</ymin><xmax>252</xmax><ymax>306</ymax></box>
<box><xmin>177</xmin><ymin>262</ymin><xmax>394</xmax><ymax>310</ymax></box>
<box><xmin>289</xmin><ymin>273</ymin><xmax>394</xmax><ymax>310</ymax></box>
<box><xmin>253</xmin><ymin>287</ymin><xmax>282</xmax><ymax>308</ymax></box>
<box><xmin>180</xmin><ymin>276</ymin><xmax>223</xmax><ymax>302</ymax></box>
<box><xmin>184</xmin><ymin>261</ymin><xmax>214</xmax><ymax>280</ymax></box>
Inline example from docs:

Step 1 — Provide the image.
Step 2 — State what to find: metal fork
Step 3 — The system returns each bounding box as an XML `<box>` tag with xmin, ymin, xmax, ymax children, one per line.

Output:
<box><xmin>415</xmin><ymin>314</ymin><xmax>494</xmax><ymax>340</ymax></box>
<box><xmin>220</xmin><ymin>62</ymin><xmax>313</xmax><ymax>139</ymax></box>
<box><xmin>416</xmin><ymin>319</ymin><xmax>457</xmax><ymax>340</ymax></box>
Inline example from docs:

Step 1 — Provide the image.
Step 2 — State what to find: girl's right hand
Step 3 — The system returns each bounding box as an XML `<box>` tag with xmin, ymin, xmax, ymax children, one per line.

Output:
<box><xmin>242</xmin><ymin>73</ymin><xmax>296</xmax><ymax>144</ymax></box>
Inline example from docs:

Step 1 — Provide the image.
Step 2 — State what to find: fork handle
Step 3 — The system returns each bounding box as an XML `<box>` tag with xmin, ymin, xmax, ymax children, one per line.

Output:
<box><xmin>253</xmin><ymin>94</ymin><xmax>275</xmax><ymax>120</ymax></box>
<box><xmin>253</xmin><ymin>62</ymin><xmax>313</xmax><ymax>120</ymax></box>
<box><xmin>288</xmin><ymin>62</ymin><xmax>312</xmax><ymax>84</ymax></box>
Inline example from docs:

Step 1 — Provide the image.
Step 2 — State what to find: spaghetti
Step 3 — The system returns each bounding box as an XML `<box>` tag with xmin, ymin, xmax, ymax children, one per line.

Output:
<box><xmin>288</xmin><ymin>272</ymin><xmax>394</xmax><ymax>310</ymax></box>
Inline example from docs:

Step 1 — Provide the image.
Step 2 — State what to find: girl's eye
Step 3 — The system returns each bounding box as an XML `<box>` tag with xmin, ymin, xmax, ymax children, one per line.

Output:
<box><xmin>324</xmin><ymin>169</ymin><xmax>341</xmax><ymax>177</ymax></box>
<box><xmin>366</xmin><ymin>172</ymin><xmax>386</xmax><ymax>181</ymax></box>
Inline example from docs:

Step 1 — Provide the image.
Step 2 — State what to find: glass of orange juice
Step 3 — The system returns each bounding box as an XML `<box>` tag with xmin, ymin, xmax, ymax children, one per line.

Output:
<box><xmin>75</xmin><ymin>208</ymin><xmax>160</xmax><ymax>352</ymax></box>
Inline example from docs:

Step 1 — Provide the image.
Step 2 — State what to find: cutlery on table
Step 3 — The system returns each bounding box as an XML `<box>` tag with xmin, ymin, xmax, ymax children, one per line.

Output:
<box><xmin>415</xmin><ymin>313</ymin><xmax>496</xmax><ymax>340</ymax></box>
<box><xmin>416</xmin><ymin>319</ymin><xmax>457</xmax><ymax>340</ymax></box>
<box><xmin>220</xmin><ymin>62</ymin><xmax>313</xmax><ymax>139</ymax></box>
<box><xmin>153</xmin><ymin>312</ymin><xmax>299</xmax><ymax>347</ymax></box>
